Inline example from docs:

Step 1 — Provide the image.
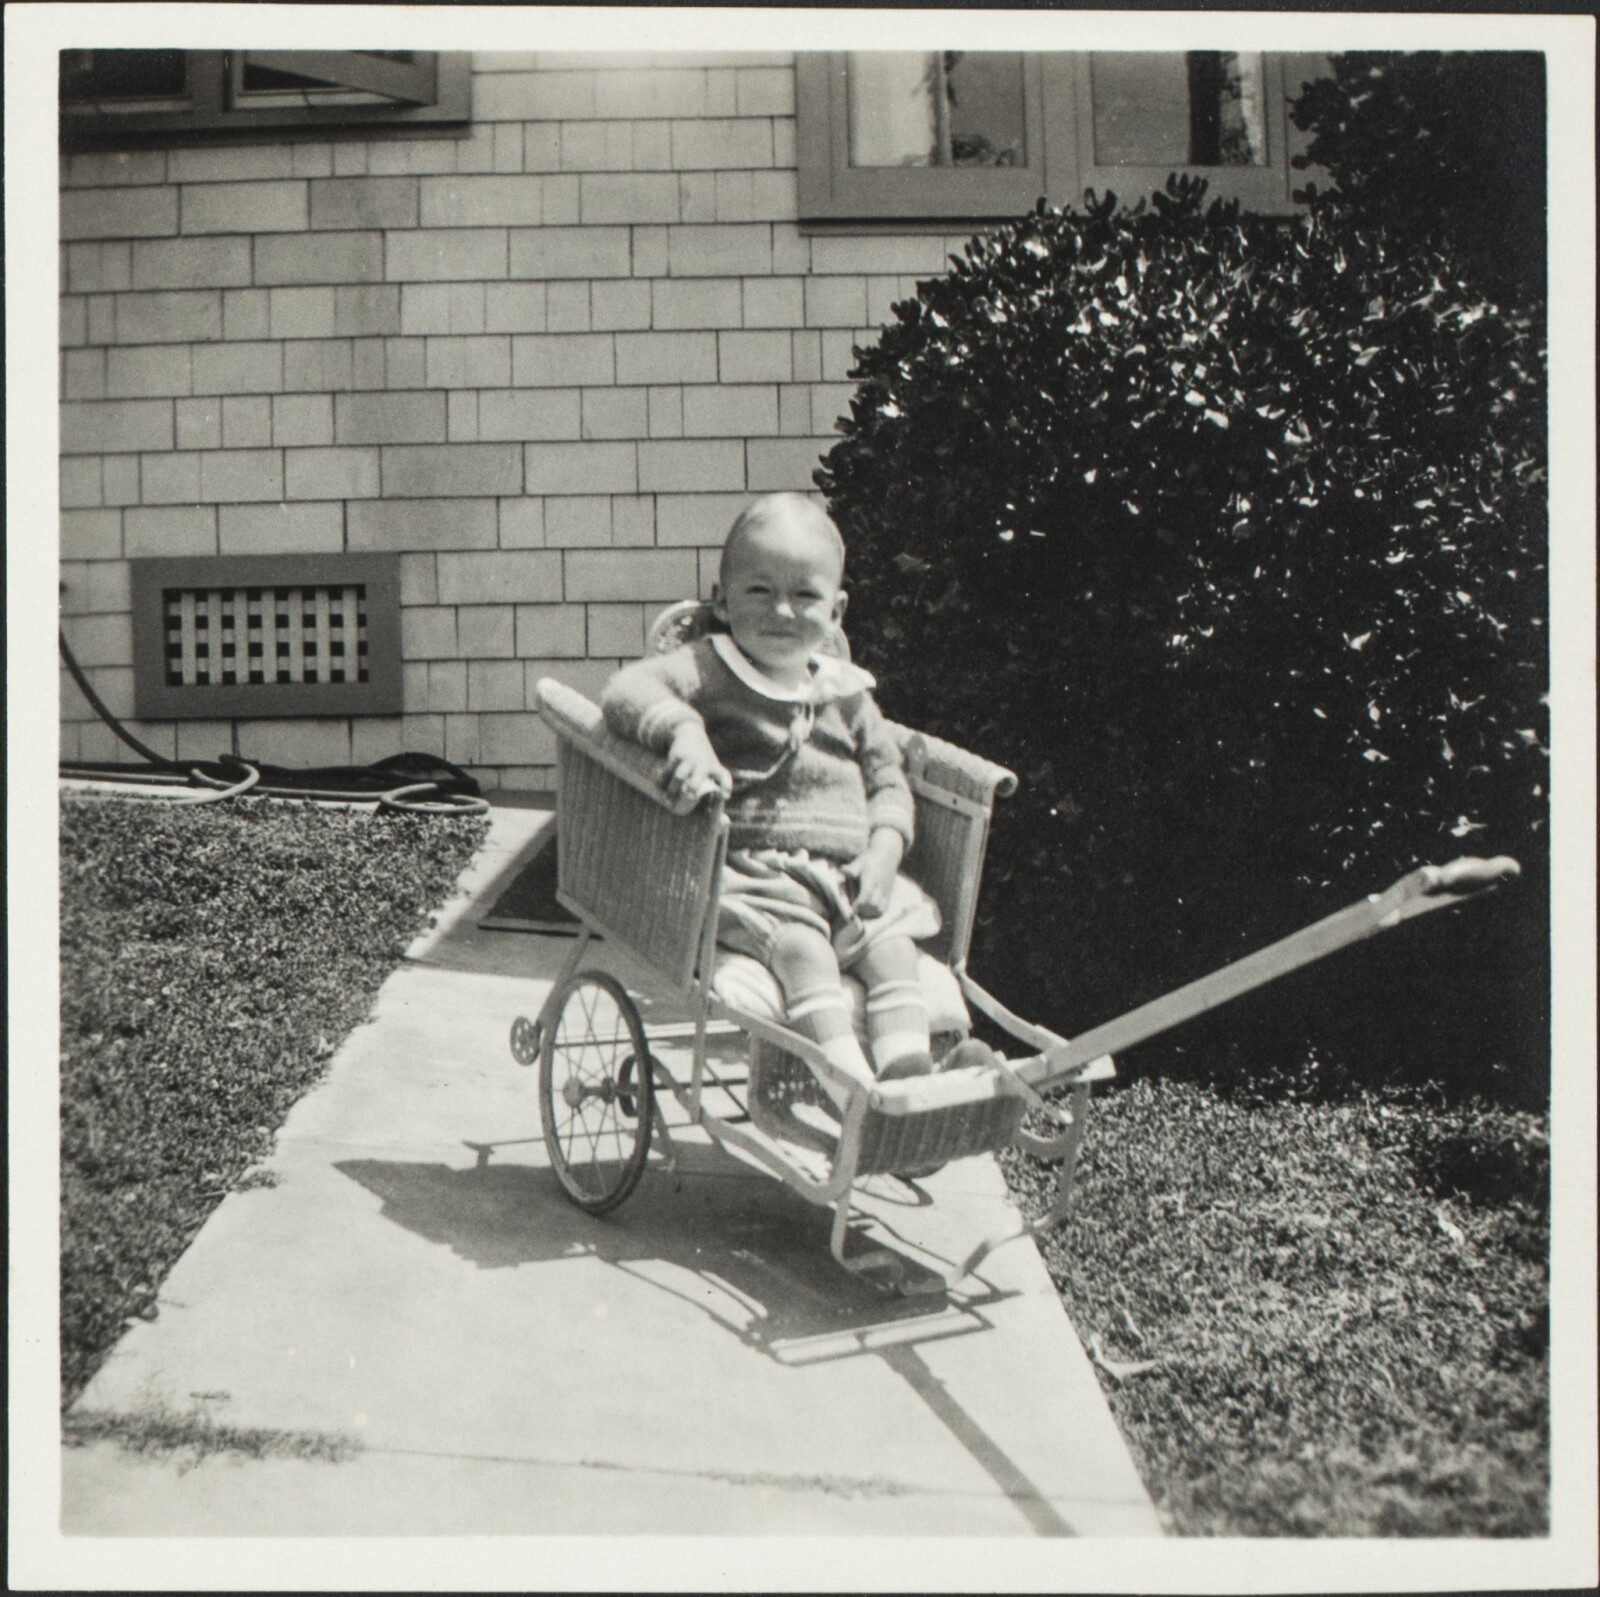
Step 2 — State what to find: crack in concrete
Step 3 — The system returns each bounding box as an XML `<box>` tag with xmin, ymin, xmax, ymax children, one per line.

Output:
<box><xmin>370</xmin><ymin>1444</ymin><xmax>928</xmax><ymax>1500</ymax></box>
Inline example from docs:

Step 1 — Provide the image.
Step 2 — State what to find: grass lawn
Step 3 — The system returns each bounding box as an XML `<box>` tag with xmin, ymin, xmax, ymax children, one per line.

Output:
<box><xmin>58</xmin><ymin>793</ymin><xmax>487</xmax><ymax>1408</ymax></box>
<box><xmin>1005</xmin><ymin>1076</ymin><xmax>1549</xmax><ymax>1536</ymax></box>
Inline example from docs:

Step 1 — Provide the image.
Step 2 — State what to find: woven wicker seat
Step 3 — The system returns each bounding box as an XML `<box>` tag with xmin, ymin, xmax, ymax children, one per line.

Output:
<box><xmin>534</xmin><ymin>674</ymin><xmax>1031</xmax><ymax>1161</ymax></box>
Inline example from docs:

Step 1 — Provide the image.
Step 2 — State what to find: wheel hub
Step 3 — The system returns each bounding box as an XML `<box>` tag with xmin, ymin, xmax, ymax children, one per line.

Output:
<box><xmin>562</xmin><ymin>1074</ymin><xmax>615</xmax><ymax>1108</ymax></box>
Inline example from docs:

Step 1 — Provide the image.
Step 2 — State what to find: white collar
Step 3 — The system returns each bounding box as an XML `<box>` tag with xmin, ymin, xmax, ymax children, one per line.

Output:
<box><xmin>709</xmin><ymin>632</ymin><xmax>875</xmax><ymax>704</ymax></box>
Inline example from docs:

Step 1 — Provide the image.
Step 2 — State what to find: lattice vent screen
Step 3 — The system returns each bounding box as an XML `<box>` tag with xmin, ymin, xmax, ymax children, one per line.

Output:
<box><xmin>131</xmin><ymin>554</ymin><xmax>401</xmax><ymax>720</ymax></box>
<box><xmin>163</xmin><ymin>586</ymin><xmax>369</xmax><ymax>687</ymax></box>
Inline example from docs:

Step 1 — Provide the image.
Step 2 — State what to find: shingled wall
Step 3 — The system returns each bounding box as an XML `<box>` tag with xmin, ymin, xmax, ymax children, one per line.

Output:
<box><xmin>58</xmin><ymin>52</ymin><xmax>984</xmax><ymax>789</ymax></box>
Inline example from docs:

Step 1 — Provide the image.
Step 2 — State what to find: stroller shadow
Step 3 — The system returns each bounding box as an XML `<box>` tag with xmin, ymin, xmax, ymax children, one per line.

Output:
<box><xmin>336</xmin><ymin>1148</ymin><xmax>1075</xmax><ymax>1535</ymax></box>
<box><xmin>338</xmin><ymin>1145</ymin><xmax>984</xmax><ymax>1351</ymax></box>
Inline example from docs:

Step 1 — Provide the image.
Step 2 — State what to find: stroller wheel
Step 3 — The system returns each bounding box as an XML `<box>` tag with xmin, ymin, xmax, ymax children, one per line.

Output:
<box><xmin>539</xmin><ymin>970</ymin><xmax>653</xmax><ymax>1214</ymax></box>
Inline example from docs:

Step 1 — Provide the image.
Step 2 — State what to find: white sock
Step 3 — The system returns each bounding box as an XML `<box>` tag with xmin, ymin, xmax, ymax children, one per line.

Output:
<box><xmin>786</xmin><ymin>985</ymin><xmax>875</xmax><ymax>1105</ymax></box>
<box><xmin>865</xmin><ymin>977</ymin><xmax>932</xmax><ymax>1075</ymax></box>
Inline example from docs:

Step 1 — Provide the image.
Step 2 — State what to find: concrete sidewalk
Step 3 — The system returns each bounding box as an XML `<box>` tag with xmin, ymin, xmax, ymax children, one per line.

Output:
<box><xmin>63</xmin><ymin>803</ymin><xmax>1162</xmax><ymax>1538</ymax></box>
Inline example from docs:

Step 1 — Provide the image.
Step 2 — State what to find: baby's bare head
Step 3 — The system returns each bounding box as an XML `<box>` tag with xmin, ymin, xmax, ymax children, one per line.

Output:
<box><xmin>720</xmin><ymin>493</ymin><xmax>845</xmax><ymax>588</ymax></box>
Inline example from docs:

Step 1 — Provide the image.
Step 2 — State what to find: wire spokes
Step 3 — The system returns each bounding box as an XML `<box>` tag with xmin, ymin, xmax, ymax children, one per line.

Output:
<box><xmin>538</xmin><ymin>970</ymin><xmax>652</xmax><ymax>1213</ymax></box>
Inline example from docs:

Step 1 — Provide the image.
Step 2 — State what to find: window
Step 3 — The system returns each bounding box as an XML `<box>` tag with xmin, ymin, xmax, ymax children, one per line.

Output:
<box><xmin>798</xmin><ymin>53</ymin><xmax>1060</xmax><ymax>223</ymax></box>
<box><xmin>59</xmin><ymin>49</ymin><xmax>470</xmax><ymax>146</ymax></box>
<box><xmin>797</xmin><ymin>51</ymin><xmax>1301</xmax><ymax>225</ymax></box>
<box><xmin>1073</xmin><ymin>53</ymin><xmax>1294</xmax><ymax>215</ymax></box>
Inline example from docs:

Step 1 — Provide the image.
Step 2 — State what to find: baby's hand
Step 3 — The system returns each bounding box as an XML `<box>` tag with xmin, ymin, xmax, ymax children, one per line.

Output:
<box><xmin>664</xmin><ymin>725</ymin><xmax>731</xmax><ymax>806</ymax></box>
<box><xmin>842</xmin><ymin>830</ymin><xmax>903</xmax><ymax>918</ymax></box>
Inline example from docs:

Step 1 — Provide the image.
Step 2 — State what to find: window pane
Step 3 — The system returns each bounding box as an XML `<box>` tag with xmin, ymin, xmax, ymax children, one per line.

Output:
<box><xmin>848</xmin><ymin>52</ymin><xmax>1026</xmax><ymax>169</ymax></box>
<box><xmin>60</xmin><ymin>49</ymin><xmax>187</xmax><ymax>103</ymax></box>
<box><xmin>1091</xmin><ymin>52</ymin><xmax>1267</xmax><ymax>166</ymax></box>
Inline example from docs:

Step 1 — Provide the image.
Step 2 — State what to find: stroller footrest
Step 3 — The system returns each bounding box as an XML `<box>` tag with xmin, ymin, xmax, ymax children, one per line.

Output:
<box><xmin>855</xmin><ymin>1094</ymin><xmax>1027</xmax><ymax>1177</ymax></box>
<box><xmin>750</xmin><ymin>1047</ymin><xmax>1030</xmax><ymax>1176</ymax></box>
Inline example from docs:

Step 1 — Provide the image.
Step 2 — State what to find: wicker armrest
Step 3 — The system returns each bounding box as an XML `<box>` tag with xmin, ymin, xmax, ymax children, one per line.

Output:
<box><xmin>535</xmin><ymin>677</ymin><xmax>703</xmax><ymax>817</ymax></box>
<box><xmin>888</xmin><ymin>722</ymin><xmax>1017</xmax><ymax>809</ymax></box>
<box><xmin>880</xmin><ymin>722</ymin><xmax>1016</xmax><ymax>975</ymax></box>
<box><xmin>536</xmin><ymin>676</ymin><xmax>727</xmax><ymax>989</ymax></box>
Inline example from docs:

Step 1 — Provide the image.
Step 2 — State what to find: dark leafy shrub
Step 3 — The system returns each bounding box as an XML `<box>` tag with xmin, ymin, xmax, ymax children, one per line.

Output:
<box><xmin>817</xmin><ymin>179</ymin><xmax>1547</xmax><ymax>1106</ymax></box>
<box><xmin>1290</xmin><ymin>52</ymin><xmax>1546</xmax><ymax>310</ymax></box>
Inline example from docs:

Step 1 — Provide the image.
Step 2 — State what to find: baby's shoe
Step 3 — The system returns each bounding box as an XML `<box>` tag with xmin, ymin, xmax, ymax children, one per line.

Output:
<box><xmin>875</xmin><ymin>1050</ymin><xmax>935</xmax><ymax>1082</ymax></box>
<box><xmin>938</xmin><ymin>1039</ymin><xmax>1003</xmax><ymax>1073</ymax></box>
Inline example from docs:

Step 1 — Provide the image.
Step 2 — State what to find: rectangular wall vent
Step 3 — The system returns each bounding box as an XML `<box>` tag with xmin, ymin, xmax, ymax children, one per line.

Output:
<box><xmin>163</xmin><ymin>586</ymin><xmax>369</xmax><ymax>688</ymax></box>
<box><xmin>131</xmin><ymin>554</ymin><xmax>401</xmax><ymax>720</ymax></box>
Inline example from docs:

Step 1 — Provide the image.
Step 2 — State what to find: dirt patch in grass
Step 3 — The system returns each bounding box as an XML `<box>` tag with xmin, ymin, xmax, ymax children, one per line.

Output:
<box><xmin>59</xmin><ymin>795</ymin><xmax>487</xmax><ymax>1409</ymax></box>
<box><xmin>1004</xmin><ymin>1078</ymin><xmax>1548</xmax><ymax>1536</ymax></box>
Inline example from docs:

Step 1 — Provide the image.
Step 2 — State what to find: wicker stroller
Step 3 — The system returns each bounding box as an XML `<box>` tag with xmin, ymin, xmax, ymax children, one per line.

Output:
<box><xmin>511</xmin><ymin>604</ymin><xmax>1518</xmax><ymax>1290</ymax></box>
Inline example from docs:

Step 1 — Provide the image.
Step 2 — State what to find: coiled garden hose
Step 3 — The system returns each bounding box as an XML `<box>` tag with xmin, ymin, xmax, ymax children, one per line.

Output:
<box><xmin>59</xmin><ymin>628</ymin><xmax>490</xmax><ymax>816</ymax></box>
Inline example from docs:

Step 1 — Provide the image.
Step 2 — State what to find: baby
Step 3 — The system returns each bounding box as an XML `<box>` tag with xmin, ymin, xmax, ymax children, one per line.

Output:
<box><xmin>603</xmin><ymin>492</ymin><xmax>962</xmax><ymax>1097</ymax></box>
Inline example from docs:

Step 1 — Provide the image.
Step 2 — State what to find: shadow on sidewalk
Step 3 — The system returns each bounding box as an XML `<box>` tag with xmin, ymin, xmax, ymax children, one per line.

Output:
<box><xmin>337</xmin><ymin>1151</ymin><xmax>1075</xmax><ymax>1535</ymax></box>
<box><xmin>338</xmin><ymin>1146</ymin><xmax>977</xmax><ymax>1346</ymax></box>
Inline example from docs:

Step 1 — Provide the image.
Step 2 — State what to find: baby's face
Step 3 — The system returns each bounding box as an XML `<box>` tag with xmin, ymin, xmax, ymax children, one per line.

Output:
<box><xmin>713</xmin><ymin>519</ymin><xmax>845</xmax><ymax>686</ymax></box>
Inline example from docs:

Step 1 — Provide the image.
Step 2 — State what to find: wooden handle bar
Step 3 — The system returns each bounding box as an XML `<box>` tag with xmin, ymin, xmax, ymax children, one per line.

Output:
<box><xmin>1415</xmin><ymin>854</ymin><xmax>1522</xmax><ymax>896</ymax></box>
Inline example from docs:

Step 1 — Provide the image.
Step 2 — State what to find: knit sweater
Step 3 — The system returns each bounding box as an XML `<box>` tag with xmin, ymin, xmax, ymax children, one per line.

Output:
<box><xmin>601</xmin><ymin>633</ymin><xmax>915</xmax><ymax>862</ymax></box>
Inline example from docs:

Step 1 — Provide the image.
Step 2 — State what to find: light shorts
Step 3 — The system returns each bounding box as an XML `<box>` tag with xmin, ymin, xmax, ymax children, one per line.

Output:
<box><xmin>716</xmin><ymin>847</ymin><xmax>941</xmax><ymax>971</ymax></box>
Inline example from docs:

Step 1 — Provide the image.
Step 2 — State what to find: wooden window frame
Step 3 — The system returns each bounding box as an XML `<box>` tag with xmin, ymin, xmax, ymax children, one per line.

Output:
<box><xmin>131</xmin><ymin>553</ymin><xmax>402</xmax><ymax>721</ymax></box>
<box><xmin>60</xmin><ymin>49</ymin><xmax>470</xmax><ymax>148</ymax></box>
<box><xmin>798</xmin><ymin>51</ymin><xmax>1304</xmax><ymax>228</ymax></box>
<box><xmin>797</xmin><ymin>53</ymin><xmax>1064</xmax><ymax>225</ymax></box>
